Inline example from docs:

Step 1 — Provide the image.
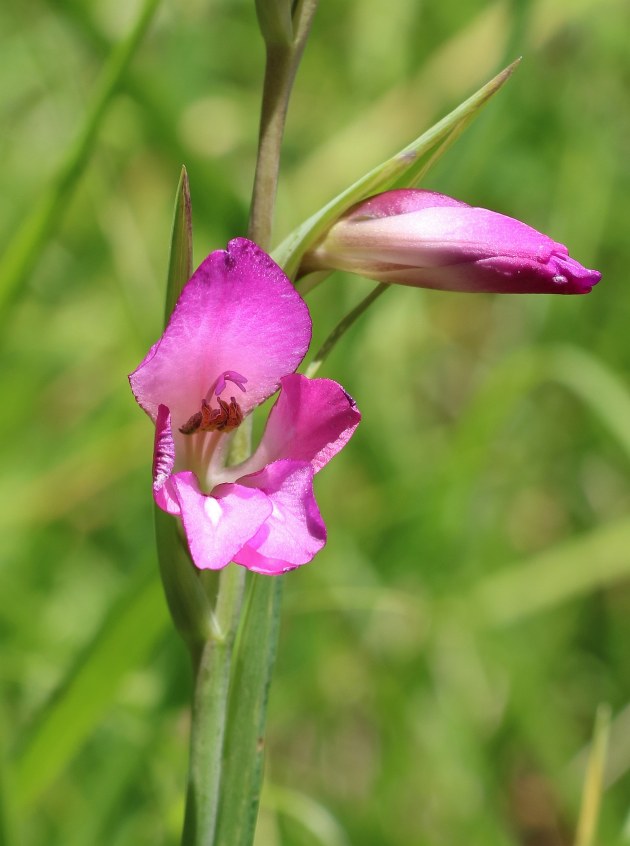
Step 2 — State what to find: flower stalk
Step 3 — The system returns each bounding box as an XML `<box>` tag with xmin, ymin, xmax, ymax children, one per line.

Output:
<box><xmin>248</xmin><ymin>0</ymin><xmax>319</xmax><ymax>248</ymax></box>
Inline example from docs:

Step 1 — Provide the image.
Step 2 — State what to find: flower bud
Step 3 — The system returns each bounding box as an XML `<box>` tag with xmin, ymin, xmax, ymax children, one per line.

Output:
<box><xmin>302</xmin><ymin>189</ymin><xmax>601</xmax><ymax>295</ymax></box>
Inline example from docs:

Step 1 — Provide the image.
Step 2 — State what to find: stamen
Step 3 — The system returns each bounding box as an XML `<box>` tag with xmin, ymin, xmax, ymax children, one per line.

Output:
<box><xmin>179</xmin><ymin>396</ymin><xmax>244</xmax><ymax>435</ymax></box>
<box><xmin>179</xmin><ymin>411</ymin><xmax>202</xmax><ymax>435</ymax></box>
<box><xmin>180</xmin><ymin>371</ymin><xmax>248</xmax><ymax>435</ymax></box>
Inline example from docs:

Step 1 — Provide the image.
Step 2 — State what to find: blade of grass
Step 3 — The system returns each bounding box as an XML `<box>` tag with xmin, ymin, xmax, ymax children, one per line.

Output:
<box><xmin>0</xmin><ymin>708</ymin><xmax>16</xmax><ymax>846</ymax></box>
<box><xmin>0</xmin><ymin>0</ymin><xmax>161</xmax><ymax>317</ymax></box>
<box><xmin>262</xmin><ymin>784</ymin><xmax>351</xmax><ymax>846</ymax></box>
<box><xmin>575</xmin><ymin>705</ymin><xmax>610</xmax><ymax>846</ymax></box>
<box><xmin>14</xmin><ymin>569</ymin><xmax>168</xmax><ymax>810</ymax></box>
<box><xmin>472</xmin><ymin>517</ymin><xmax>630</xmax><ymax>627</ymax></box>
<box><xmin>439</xmin><ymin>344</ymin><xmax>630</xmax><ymax>543</ymax></box>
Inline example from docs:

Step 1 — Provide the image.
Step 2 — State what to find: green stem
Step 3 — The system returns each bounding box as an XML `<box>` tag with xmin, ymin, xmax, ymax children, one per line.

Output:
<box><xmin>214</xmin><ymin>577</ymin><xmax>283</xmax><ymax>846</ymax></box>
<box><xmin>248</xmin><ymin>44</ymin><xmax>294</xmax><ymax>249</ymax></box>
<box><xmin>181</xmin><ymin>566</ymin><xmax>245</xmax><ymax>846</ymax></box>
<box><xmin>180</xmin><ymin>5</ymin><xmax>320</xmax><ymax>845</ymax></box>
<box><xmin>248</xmin><ymin>0</ymin><xmax>319</xmax><ymax>248</ymax></box>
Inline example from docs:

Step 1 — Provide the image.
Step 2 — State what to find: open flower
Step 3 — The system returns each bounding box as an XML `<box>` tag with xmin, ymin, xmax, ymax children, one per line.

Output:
<box><xmin>130</xmin><ymin>238</ymin><xmax>360</xmax><ymax>575</ymax></box>
<box><xmin>303</xmin><ymin>189</ymin><xmax>601</xmax><ymax>294</ymax></box>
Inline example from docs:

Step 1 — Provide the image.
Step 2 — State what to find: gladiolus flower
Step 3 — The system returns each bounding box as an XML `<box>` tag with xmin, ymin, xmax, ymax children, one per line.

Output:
<box><xmin>303</xmin><ymin>189</ymin><xmax>601</xmax><ymax>294</ymax></box>
<box><xmin>129</xmin><ymin>238</ymin><xmax>360</xmax><ymax>575</ymax></box>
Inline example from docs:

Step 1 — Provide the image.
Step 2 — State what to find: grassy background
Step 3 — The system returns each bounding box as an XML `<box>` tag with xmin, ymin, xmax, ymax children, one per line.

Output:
<box><xmin>1</xmin><ymin>0</ymin><xmax>629</xmax><ymax>843</ymax></box>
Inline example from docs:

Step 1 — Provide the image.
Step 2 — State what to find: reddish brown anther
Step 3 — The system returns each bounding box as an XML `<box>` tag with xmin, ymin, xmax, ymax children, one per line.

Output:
<box><xmin>179</xmin><ymin>396</ymin><xmax>243</xmax><ymax>435</ymax></box>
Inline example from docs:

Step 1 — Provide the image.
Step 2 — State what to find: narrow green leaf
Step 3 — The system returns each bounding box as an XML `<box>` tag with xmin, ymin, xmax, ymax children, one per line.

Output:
<box><xmin>0</xmin><ymin>0</ymin><xmax>162</xmax><ymax>317</ymax></box>
<box><xmin>14</xmin><ymin>571</ymin><xmax>167</xmax><ymax>810</ymax></box>
<box><xmin>215</xmin><ymin>576</ymin><xmax>283</xmax><ymax>846</ymax></box>
<box><xmin>154</xmin><ymin>167</ymin><xmax>215</xmax><ymax>651</ymax></box>
<box><xmin>164</xmin><ymin>166</ymin><xmax>193</xmax><ymax>324</ymax></box>
<box><xmin>273</xmin><ymin>58</ymin><xmax>520</xmax><ymax>280</ymax></box>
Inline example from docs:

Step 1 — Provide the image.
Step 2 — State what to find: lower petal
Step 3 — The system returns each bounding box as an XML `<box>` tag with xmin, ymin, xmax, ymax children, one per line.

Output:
<box><xmin>233</xmin><ymin>460</ymin><xmax>326</xmax><ymax>575</ymax></box>
<box><xmin>171</xmin><ymin>472</ymin><xmax>272</xmax><ymax>570</ymax></box>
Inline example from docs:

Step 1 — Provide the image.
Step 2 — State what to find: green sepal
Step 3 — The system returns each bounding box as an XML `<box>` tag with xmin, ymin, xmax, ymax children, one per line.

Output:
<box><xmin>273</xmin><ymin>59</ymin><xmax>520</xmax><ymax>281</ymax></box>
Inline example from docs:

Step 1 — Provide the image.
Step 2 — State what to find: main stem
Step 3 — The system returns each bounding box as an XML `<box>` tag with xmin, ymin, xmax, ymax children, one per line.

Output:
<box><xmin>181</xmin><ymin>566</ymin><xmax>245</xmax><ymax>846</ymax></box>
<box><xmin>183</xmin><ymin>5</ymin><xmax>319</xmax><ymax>845</ymax></box>
<box><xmin>248</xmin><ymin>44</ymin><xmax>293</xmax><ymax>249</ymax></box>
<box><xmin>248</xmin><ymin>0</ymin><xmax>319</xmax><ymax>248</ymax></box>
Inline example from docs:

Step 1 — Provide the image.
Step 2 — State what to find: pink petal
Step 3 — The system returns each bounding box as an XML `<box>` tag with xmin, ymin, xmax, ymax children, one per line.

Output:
<box><xmin>152</xmin><ymin>404</ymin><xmax>181</xmax><ymax>515</ymax></box>
<box><xmin>333</xmin><ymin>206</ymin><xmax>561</xmax><ymax>268</ymax></box>
<box><xmin>346</xmin><ymin>188</ymin><xmax>468</xmax><ymax>218</ymax></box>
<box><xmin>306</xmin><ymin>189</ymin><xmax>600</xmax><ymax>295</ymax></box>
<box><xmin>170</xmin><ymin>472</ymin><xmax>272</xmax><ymax>570</ymax></box>
<box><xmin>129</xmin><ymin>238</ymin><xmax>312</xmax><ymax>432</ymax></box>
<box><xmin>242</xmin><ymin>373</ymin><xmax>360</xmax><ymax>475</ymax></box>
<box><xmin>233</xmin><ymin>460</ymin><xmax>326</xmax><ymax>575</ymax></box>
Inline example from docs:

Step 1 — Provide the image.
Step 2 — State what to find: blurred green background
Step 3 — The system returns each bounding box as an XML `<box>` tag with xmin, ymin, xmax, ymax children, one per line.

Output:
<box><xmin>1</xmin><ymin>0</ymin><xmax>629</xmax><ymax>843</ymax></box>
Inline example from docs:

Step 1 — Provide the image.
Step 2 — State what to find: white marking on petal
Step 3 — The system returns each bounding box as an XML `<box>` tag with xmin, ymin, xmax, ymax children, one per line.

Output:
<box><xmin>204</xmin><ymin>496</ymin><xmax>223</xmax><ymax>526</ymax></box>
<box><xmin>271</xmin><ymin>503</ymin><xmax>285</xmax><ymax>523</ymax></box>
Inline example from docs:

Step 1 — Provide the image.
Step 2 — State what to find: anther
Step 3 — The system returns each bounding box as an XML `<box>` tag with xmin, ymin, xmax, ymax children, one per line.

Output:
<box><xmin>179</xmin><ymin>396</ymin><xmax>244</xmax><ymax>435</ymax></box>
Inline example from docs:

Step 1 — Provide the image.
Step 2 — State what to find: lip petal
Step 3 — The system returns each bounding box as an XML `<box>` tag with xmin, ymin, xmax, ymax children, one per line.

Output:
<box><xmin>171</xmin><ymin>472</ymin><xmax>272</xmax><ymax>571</ymax></box>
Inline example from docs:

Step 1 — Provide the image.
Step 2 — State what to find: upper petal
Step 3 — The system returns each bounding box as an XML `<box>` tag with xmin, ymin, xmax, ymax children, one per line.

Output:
<box><xmin>233</xmin><ymin>459</ymin><xmax>326</xmax><ymax>575</ymax></box>
<box><xmin>238</xmin><ymin>373</ymin><xmax>360</xmax><ymax>476</ymax></box>
<box><xmin>129</xmin><ymin>238</ymin><xmax>312</xmax><ymax>430</ymax></box>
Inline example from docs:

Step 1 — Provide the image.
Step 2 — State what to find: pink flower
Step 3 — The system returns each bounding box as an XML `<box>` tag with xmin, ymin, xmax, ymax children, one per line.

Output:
<box><xmin>303</xmin><ymin>189</ymin><xmax>601</xmax><ymax>294</ymax></box>
<box><xmin>130</xmin><ymin>238</ymin><xmax>360</xmax><ymax>575</ymax></box>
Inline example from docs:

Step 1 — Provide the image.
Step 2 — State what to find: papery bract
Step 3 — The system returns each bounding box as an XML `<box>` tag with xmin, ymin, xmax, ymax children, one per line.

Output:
<box><xmin>303</xmin><ymin>189</ymin><xmax>601</xmax><ymax>294</ymax></box>
<box><xmin>130</xmin><ymin>238</ymin><xmax>360</xmax><ymax>575</ymax></box>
